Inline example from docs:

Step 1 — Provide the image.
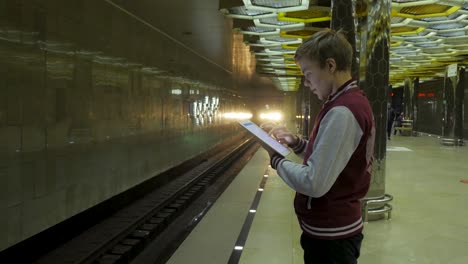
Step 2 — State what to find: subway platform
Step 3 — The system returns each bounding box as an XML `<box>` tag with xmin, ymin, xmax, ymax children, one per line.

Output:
<box><xmin>165</xmin><ymin>135</ymin><xmax>468</xmax><ymax>264</ymax></box>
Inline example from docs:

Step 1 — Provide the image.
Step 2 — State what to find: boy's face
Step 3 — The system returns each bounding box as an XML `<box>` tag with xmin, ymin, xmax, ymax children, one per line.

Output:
<box><xmin>296</xmin><ymin>57</ymin><xmax>334</xmax><ymax>101</ymax></box>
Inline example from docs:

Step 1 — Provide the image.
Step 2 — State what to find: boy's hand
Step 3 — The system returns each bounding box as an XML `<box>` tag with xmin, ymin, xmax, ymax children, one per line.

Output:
<box><xmin>270</xmin><ymin>127</ymin><xmax>299</xmax><ymax>146</ymax></box>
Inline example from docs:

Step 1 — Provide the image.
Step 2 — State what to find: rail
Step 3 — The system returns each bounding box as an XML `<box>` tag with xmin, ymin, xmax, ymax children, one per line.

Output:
<box><xmin>34</xmin><ymin>138</ymin><xmax>257</xmax><ymax>264</ymax></box>
<box><xmin>362</xmin><ymin>194</ymin><xmax>393</xmax><ymax>223</ymax></box>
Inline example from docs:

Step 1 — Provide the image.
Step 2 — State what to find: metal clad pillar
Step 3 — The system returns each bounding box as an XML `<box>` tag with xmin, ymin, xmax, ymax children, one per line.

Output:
<box><xmin>404</xmin><ymin>77</ymin><xmax>418</xmax><ymax>135</ymax></box>
<box><xmin>403</xmin><ymin>77</ymin><xmax>414</xmax><ymax>120</ymax></box>
<box><xmin>309</xmin><ymin>0</ymin><xmax>360</xmax><ymax>140</ymax></box>
<box><xmin>443</xmin><ymin>70</ymin><xmax>456</xmax><ymax>139</ymax></box>
<box><xmin>412</xmin><ymin>77</ymin><xmax>419</xmax><ymax>134</ymax></box>
<box><xmin>463</xmin><ymin>69</ymin><xmax>468</xmax><ymax>139</ymax></box>
<box><xmin>331</xmin><ymin>0</ymin><xmax>359</xmax><ymax>80</ymax></box>
<box><xmin>455</xmin><ymin>68</ymin><xmax>465</xmax><ymax>142</ymax></box>
<box><xmin>355</xmin><ymin>0</ymin><xmax>392</xmax><ymax>220</ymax></box>
<box><xmin>442</xmin><ymin>65</ymin><xmax>465</xmax><ymax>145</ymax></box>
<box><xmin>298</xmin><ymin>79</ymin><xmax>322</xmax><ymax>137</ymax></box>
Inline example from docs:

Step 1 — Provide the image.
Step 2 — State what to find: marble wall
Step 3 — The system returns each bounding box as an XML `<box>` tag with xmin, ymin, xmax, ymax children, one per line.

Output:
<box><xmin>0</xmin><ymin>0</ymin><xmax>248</xmax><ymax>250</ymax></box>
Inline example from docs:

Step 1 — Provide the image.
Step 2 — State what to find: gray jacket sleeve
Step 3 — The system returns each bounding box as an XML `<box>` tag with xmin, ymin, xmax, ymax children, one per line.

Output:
<box><xmin>275</xmin><ymin>106</ymin><xmax>363</xmax><ymax>197</ymax></box>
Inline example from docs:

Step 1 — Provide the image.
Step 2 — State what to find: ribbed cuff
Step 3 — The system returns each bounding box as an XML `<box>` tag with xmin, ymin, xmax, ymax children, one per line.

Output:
<box><xmin>290</xmin><ymin>137</ymin><xmax>307</xmax><ymax>154</ymax></box>
<box><xmin>270</xmin><ymin>153</ymin><xmax>285</xmax><ymax>170</ymax></box>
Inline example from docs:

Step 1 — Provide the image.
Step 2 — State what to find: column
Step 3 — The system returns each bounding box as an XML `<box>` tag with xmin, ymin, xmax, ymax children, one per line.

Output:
<box><xmin>455</xmin><ymin>67</ymin><xmax>465</xmax><ymax>142</ymax></box>
<box><xmin>354</xmin><ymin>0</ymin><xmax>392</xmax><ymax>220</ymax></box>
<box><xmin>442</xmin><ymin>65</ymin><xmax>465</xmax><ymax>145</ymax></box>
<box><xmin>403</xmin><ymin>77</ymin><xmax>414</xmax><ymax>120</ymax></box>
<box><xmin>412</xmin><ymin>77</ymin><xmax>419</xmax><ymax>134</ymax></box>
<box><xmin>331</xmin><ymin>0</ymin><xmax>359</xmax><ymax>80</ymax></box>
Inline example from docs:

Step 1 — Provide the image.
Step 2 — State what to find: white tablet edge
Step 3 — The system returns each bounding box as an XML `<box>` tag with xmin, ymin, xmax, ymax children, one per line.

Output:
<box><xmin>238</xmin><ymin>120</ymin><xmax>291</xmax><ymax>157</ymax></box>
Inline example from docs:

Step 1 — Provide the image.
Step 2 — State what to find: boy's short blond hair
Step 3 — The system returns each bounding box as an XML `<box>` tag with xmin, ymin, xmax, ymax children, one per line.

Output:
<box><xmin>295</xmin><ymin>29</ymin><xmax>353</xmax><ymax>72</ymax></box>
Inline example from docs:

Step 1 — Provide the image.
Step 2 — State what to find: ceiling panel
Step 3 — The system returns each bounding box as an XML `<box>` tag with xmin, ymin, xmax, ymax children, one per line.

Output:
<box><xmin>219</xmin><ymin>0</ymin><xmax>468</xmax><ymax>90</ymax></box>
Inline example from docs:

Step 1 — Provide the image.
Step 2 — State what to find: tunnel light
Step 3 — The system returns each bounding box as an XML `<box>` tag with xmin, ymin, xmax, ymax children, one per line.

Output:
<box><xmin>171</xmin><ymin>89</ymin><xmax>182</xmax><ymax>95</ymax></box>
<box><xmin>259</xmin><ymin>112</ymin><xmax>283</xmax><ymax>121</ymax></box>
<box><xmin>223</xmin><ymin>112</ymin><xmax>253</xmax><ymax>120</ymax></box>
<box><xmin>258</xmin><ymin>188</ymin><xmax>264</xmax><ymax>192</ymax></box>
<box><xmin>234</xmin><ymin>246</ymin><xmax>244</xmax><ymax>250</ymax></box>
<box><xmin>249</xmin><ymin>209</ymin><xmax>257</xmax><ymax>213</ymax></box>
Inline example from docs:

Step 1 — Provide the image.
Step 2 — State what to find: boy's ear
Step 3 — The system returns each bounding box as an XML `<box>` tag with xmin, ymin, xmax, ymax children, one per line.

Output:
<box><xmin>326</xmin><ymin>58</ymin><xmax>336</xmax><ymax>72</ymax></box>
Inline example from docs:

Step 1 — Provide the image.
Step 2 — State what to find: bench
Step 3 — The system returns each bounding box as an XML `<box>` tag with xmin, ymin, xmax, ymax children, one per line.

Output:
<box><xmin>394</xmin><ymin>126</ymin><xmax>412</xmax><ymax>136</ymax></box>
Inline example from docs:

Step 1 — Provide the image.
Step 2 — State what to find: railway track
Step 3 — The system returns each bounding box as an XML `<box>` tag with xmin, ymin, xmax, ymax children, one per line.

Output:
<box><xmin>31</xmin><ymin>137</ymin><xmax>258</xmax><ymax>264</ymax></box>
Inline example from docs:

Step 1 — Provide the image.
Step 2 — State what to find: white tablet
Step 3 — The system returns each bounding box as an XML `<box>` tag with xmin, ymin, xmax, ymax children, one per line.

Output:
<box><xmin>238</xmin><ymin>120</ymin><xmax>291</xmax><ymax>157</ymax></box>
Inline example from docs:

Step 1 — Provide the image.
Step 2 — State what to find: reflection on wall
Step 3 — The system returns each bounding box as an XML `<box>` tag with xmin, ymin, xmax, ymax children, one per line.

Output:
<box><xmin>413</xmin><ymin>69</ymin><xmax>466</xmax><ymax>141</ymax></box>
<box><xmin>415</xmin><ymin>79</ymin><xmax>444</xmax><ymax>135</ymax></box>
<box><xmin>390</xmin><ymin>86</ymin><xmax>403</xmax><ymax>114</ymax></box>
<box><xmin>403</xmin><ymin>78</ymin><xmax>414</xmax><ymax>121</ymax></box>
<box><xmin>0</xmin><ymin>0</ymin><xmax>248</xmax><ymax>251</ymax></box>
<box><xmin>189</xmin><ymin>95</ymin><xmax>221</xmax><ymax>126</ymax></box>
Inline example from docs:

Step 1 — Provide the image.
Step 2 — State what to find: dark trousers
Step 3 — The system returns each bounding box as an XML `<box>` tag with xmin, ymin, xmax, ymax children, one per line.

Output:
<box><xmin>387</xmin><ymin>122</ymin><xmax>392</xmax><ymax>138</ymax></box>
<box><xmin>300</xmin><ymin>232</ymin><xmax>364</xmax><ymax>264</ymax></box>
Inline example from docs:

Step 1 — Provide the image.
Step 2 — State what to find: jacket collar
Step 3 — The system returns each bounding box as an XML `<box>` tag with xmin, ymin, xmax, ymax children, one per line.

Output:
<box><xmin>324</xmin><ymin>79</ymin><xmax>357</xmax><ymax>104</ymax></box>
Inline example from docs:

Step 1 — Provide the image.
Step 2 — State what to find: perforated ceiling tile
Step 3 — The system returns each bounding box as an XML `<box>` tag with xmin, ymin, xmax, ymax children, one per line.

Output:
<box><xmin>421</xmin><ymin>47</ymin><xmax>452</xmax><ymax>54</ymax></box>
<box><xmin>280</xmin><ymin>28</ymin><xmax>321</xmax><ymax>38</ymax></box>
<box><xmin>405</xmin><ymin>37</ymin><xmax>434</xmax><ymax>42</ymax></box>
<box><xmin>220</xmin><ymin>0</ymin><xmax>468</xmax><ymax>89</ymax></box>
<box><xmin>392</xmin><ymin>26</ymin><xmax>418</xmax><ymax>33</ymax></box>
<box><xmin>404</xmin><ymin>55</ymin><xmax>430</xmax><ymax>60</ymax></box>
<box><xmin>239</xmin><ymin>26</ymin><xmax>280</xmax><ymax>36</ymax></box>
<box><xmin>278</xmin><ymin>7</ymin><xmax>331</xmax><ymax>22</ymax></box>
<box><xmin>248</xmin><ymin>41</ymin><xmax>281</xmax><ymax>47</ymax></box>
<box><xmin>400</xmin><ymin>31</ymin><xmax>434</xmax><ymax>38</ymax></box>
<box><xmin>393</xmin><ymin>0</ymin><xmax>423</xmax><ymax>3</ymax></box>
<box><xmin>429</xmin><ymin>23</ymin><xmax>465</xmax><ymax>30</ymax></box>
<box><xmin>228</xmin><ymin>6</ymin><xmax>270</xmax><ymax>16</ymax></box>
<box><xmin>251</xmin><ymin>0</ymin><xmax>301</xmax><ymax>8</ymax></box>
<box><xmin>244</xmin><ymin>0</ymin><xmax>309</xmax><ymax>13</ymax></box>
<box><xmin>420</xmin><ymin>13</ymin><xmax>461</xmax><ymax>21</ymax></box>
<box><xmin>264</xmin><ymin>36</ymin><xmax>301</xmax><ymax>42</ymax></box>
<box><xmin>260</xmin><ymin>17</ymin><xmax>298</xmax><ymax>26</ymax></box>
<box><xmin>400</xmin><ymin>4</ymin><xmax>452</xmax><ymax>15</ymax></box>
<box><xmin>438</xmin><ymin>31</ymin><xmax>466</xmax><ymax>37</ymax></box>
<box><xmin>269</xmin><ymin>47</ymin><xmax>296</xmax><ymax>53</ymax></box>
<box><xmin>413</xmin><ymin>42</ymin><xmax>439</xmax><ymax>47</ymax></box>
<box><xmin>224</xmin><ymin>5</ymin><xmax>277</xmax><ymax>19</ymax></box>
<box><xmin>391</xmin><ymin>17</ymin><xmax>406</xmax><ymax>23</ymax></box>
<box><xmin>443</xmin><ymin>36</ymin><xmax>468</xmax><ymax>44</ymax></box>
<box><xmin>254</xmin><ymin>17</ymin><xmax>305</xmax><ymax>30</ymax></box>
<box><xmin>282</xmin><ymin>43</ymin><xmax>301</xmax><ymax>49</ymax></box>
<box><xmin>391</xmin><ymin>41</ymin><xmax>403</xmax><ymax>47</ymax></box>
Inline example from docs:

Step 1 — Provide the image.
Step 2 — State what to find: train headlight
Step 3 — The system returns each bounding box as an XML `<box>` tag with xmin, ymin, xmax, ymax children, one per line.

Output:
<box><xmin>259</xmin><ymin>112</ymin><xmax>283</xmax><ymax>121</ymax></box>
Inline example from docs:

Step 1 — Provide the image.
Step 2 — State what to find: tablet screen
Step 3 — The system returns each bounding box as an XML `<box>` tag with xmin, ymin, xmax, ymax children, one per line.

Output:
<box><xmin>238</xmin><ymin>120</ymin><xmax>291</xmax><ymax>157</ymax></box>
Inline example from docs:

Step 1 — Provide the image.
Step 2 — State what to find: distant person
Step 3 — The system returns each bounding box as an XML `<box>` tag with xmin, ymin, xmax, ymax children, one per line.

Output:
<box><xmin>394</xmin><ymin>112</ymin><xmax>404</xmax><ymax>135</ymax></box>
<box><xmin>387</xmin><ymin>108</ymin><xmax>395</xmax><ymax>140</ymax></box>
<box><xmin>261</xmin><ymin>29</ymin><xmax>375</xmax><ymax>264</ymax></box>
